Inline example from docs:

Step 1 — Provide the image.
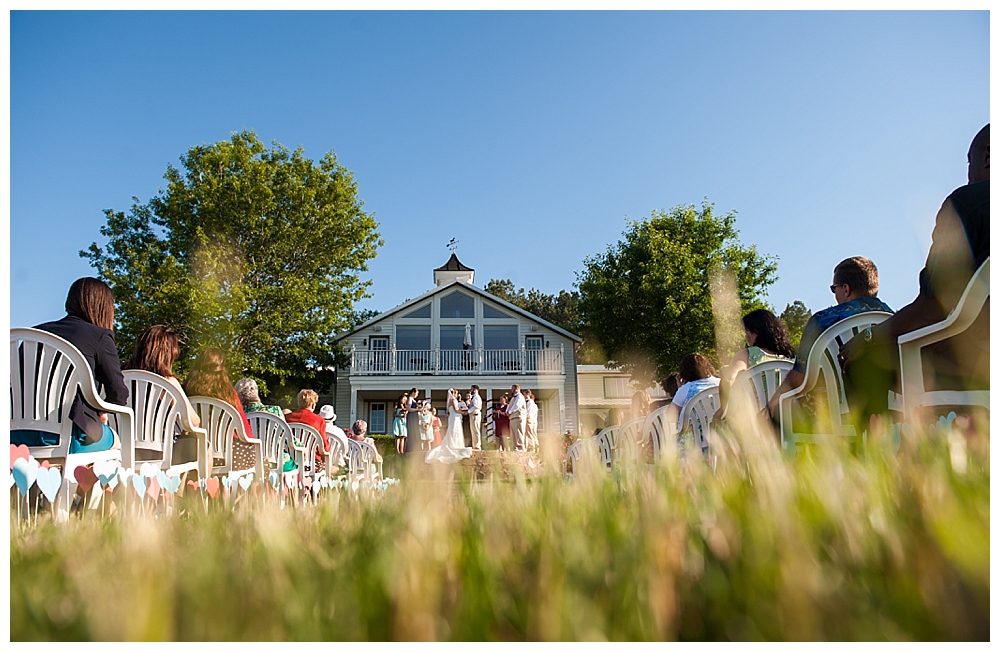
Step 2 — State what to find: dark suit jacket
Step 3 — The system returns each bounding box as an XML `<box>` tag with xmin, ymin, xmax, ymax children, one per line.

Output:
<box><xmin>34</xmin><ymin>314</ymin><xmax>129</xmax><ymax>443</ymax></box>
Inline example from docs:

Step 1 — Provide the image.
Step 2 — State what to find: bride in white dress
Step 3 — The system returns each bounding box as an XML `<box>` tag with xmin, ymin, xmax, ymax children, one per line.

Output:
<box><xmin>425</xmin><ymin>388</ymin><xmax>473</xmax><ymax>464</ymax></box>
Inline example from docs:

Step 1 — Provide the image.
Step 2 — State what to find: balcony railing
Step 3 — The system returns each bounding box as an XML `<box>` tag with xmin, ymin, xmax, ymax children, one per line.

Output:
<box><xmin>349</xmin><ymin>346</ymin><xmax>565</xmax><ymax>376</ymax></box>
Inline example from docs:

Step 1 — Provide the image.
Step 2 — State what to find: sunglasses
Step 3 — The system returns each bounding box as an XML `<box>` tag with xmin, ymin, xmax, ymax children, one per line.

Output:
<box><xmin>830</xmin><ymin>283</ymin><xmax>844</xmax><ymax>293</ymax></box>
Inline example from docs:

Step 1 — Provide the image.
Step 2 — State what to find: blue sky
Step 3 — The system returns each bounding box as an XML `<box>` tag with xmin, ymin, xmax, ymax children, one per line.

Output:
<box><xmin>9</xmin><ymin>10</ymin><xmax>990</xmax><ymax>332</ymax></box>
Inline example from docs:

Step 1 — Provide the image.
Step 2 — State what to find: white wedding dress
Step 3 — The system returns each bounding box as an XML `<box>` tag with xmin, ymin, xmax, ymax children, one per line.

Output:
<box><xmin>425</xmin><ymin>399</ymin><xmax>473</xmax><ymax>464</ymax></box>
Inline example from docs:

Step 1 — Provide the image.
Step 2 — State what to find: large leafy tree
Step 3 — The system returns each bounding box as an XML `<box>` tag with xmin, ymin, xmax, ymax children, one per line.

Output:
<box><xmin>780</xmin><ymin>300</ymin><xmax>812</xmax><ymax>352</ymax></box>
<box><xmin>576</xmin><ymin>201</ymin><xmax>778</xmax><ymax>384</ymax></box>
<box><xmin>84</xmin><ymin>130</ymin><xmax>383</xmax><ymax>394</ymax></box>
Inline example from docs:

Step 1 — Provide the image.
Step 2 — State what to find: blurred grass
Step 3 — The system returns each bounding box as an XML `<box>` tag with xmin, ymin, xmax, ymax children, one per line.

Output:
<box><xmin>10</xmin><ymin>421</ymin><xmax>989</xmax><ymax>641</ymax></box>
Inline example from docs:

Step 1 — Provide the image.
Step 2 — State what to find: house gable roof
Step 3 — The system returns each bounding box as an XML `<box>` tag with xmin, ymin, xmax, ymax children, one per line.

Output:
<box><xmin>336</xmin><ymin>280</ymin><xmax>583</xmax><ymax>343</ymax></box>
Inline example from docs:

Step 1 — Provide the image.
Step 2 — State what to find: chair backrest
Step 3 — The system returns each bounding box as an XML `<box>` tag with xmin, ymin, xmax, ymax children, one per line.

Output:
<box><xmin>721</xmin><ymin>360</ymin><xmax>795</xmax><ymax>420</ymax></box>
<box><xmin>288</xmin><ymin>422</ymin><xmax>324</xmax><ymax>475</ymax></box>
<box><xmin>10</xmin><ymin>327</ymin><xmax>134</xmax><ymax>467</ymax></box>
<box><xmin>246</xmin><ymin>411</ymin><xmax>293</xmax><ymax>470</ymax></box>
<box><xmin>327</xmin><ymin>432</ymin><xmax>347</xmax><ymax>467</ymax></box>
<box><xmin>595</xmin><ymin>425</ymin><xmax>619</xmax><ymax>474</ymax></box>
<box><xmin>188</xmin><ymin>396</ymin><xmax>245</xmax><ymax>474</ymax></box>
<box><xmin>122</xmin><ymin>369</ymin><xmax>204</xmax><ymax>469</ymax></box>
<box><xmin>614</xmin><ymin>416</ymin><xmax>644</xmax><ymax>469</ymax></box>
<box><xmin>346</xmin><ymin>439</ymin><xmax>367</xmax><ymax>481</ymax></box>
<box><xmin>800</xmin><ymin>311</ymin><xmax>892</xmax><ymax>424</ymax></box>
<box><xmin>641</xmin><ymin>404</ymin><xmax>677</xmax><ymax>463</ymax></box>
<box><xmin>565</xmin><ymin>436</ymin><xmax>599</xmax><ymax>477</ymax></box>
<box><xmin>679</xmin><ymin>386</ymin><xmax>721</xmax><ymax>453</ymax></box>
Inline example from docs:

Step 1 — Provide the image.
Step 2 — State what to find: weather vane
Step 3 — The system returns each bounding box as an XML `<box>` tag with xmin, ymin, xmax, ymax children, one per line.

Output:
<box><xmin>447</xmin><ymin>237</ymin><xmax>459</xmax><ymax>254</ymax></box>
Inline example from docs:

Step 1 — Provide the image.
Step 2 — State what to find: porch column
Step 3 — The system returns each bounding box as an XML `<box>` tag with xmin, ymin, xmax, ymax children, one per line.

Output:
<box><xmin>558</xmin><ymin>387</ymin><xmax>567</xmax><ymax>435</ymax></box>
<box><xmin>485</xmin><ymin>387</ymin><xmax>493</xmax><ymax>444</ymax></box>
<box><xmin>350</xmin><ymin>386</ymin><xmax>358</xmax><ymax>425</ymax></box>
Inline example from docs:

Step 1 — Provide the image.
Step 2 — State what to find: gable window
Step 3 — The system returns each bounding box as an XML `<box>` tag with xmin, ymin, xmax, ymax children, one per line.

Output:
<box><xmin>440</xmin><ymin>291</ymin><xmax>474</xmax><ymax>319</ymax></box>
<box><xmin>395</xmin><ymin>325</ymin><xmax>431</xmax><ymax>350</ymax></box>
<box><xmin>482</xmin><ymin>304</ymin><xmax>512</xmax><ymax>319</ymax></box>
<box><xmin>440</xmin><ymin>325</ymin><xmax>473</xmax><ymax>350</ymax></box>
<box><xmin>401</xmin><ymin>303</ymin><xmax>432</xmax><ymax>319</ymax></box>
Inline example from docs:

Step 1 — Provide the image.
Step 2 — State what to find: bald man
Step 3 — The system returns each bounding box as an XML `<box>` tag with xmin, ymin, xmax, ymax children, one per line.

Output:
<box><xmin>841</xmin><ymin>124</ymin><xmax>990</xmax><ymax>426</ymax></box>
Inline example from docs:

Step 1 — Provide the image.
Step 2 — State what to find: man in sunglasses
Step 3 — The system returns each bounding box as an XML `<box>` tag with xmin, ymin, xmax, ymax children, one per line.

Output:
<box><xmin>765</xmin><ymin>257</ymin><xmax>893</xmax><ymax>420</ymax></box>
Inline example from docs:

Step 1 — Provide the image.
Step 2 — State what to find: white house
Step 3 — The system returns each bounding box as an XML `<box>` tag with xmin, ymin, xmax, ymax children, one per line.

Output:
<box><xmin>332</xmin><ymin>254</ymin><xmax>583</xmax><ymax>438</ymax></box>
<box><xmin>577</xmin><ymin>365</ymin><xmax>668</xmax><ymax>436</ymax></box>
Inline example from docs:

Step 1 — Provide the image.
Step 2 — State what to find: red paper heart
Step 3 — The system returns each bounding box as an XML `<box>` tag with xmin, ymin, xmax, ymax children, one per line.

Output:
<box><xmin>206</xmin><ymin>477</ymin><xmax>220</xmax><ymax>498</ymax></box>
<box><xmin>148</xmin><ymin>476</ymin><xmax>161</xmax><ymax>503</ymax></box>
<box><xmin>187</xmin><ymin>480</ymin><xmax>200</xmax><ymax>491</ymax></box>
<box><xmin>74</xmin><ymin>466</ymin><xmax>99</xmax><ymax>493</ymax></box>
<box><xmin>39</xmin><ymin>460</ymin><xmax>51</xmax><ymax>469</ymax></box>
<box><xmin>10</xmin><ymin>444</ymin><xmax>30</xmax><ymax>470</ymax></box>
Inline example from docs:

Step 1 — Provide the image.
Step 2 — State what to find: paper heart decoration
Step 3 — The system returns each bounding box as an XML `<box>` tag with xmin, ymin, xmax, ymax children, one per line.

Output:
<box><xmin>12</xmin><ymin>457</ymin><xmax>39</xmax><ymax>496</ymax></box>
<box><xmin>199</xmin><ymin>478</ymin><xmax>207</xmax><ymax>491</ymax></box>
<box><xmin>187</xmin><ymin>480</ymin><xmax>200</xmax><ymax>492</ymax></box>
<box><xmin>106</xmin><ymin>473</ymin><xmax>119</xmax><ymax>491</ymax></box>
<box><xmin>303</xmin><ymin>476</ymin><xmax>313</xmax><ymax>490</ymax></box>
<box><xmin>93</xmin><ymin>458</ymin><xmax>119</xmax><ymax>479</ymax></box>
<box><xmin>221</xmin><ymin>475</ymin><xmax>232</xmax><ymax>492</ymax></box>
<box><xmin>74</xmin><ymin>466</ymin><xmax>99</xmax><ymax>494</ymax></box>
<box><xmin>120</xmin><ymin>467</ymin><xmax>135</xmax><ymax>488</ymax></box>
<box><xmin>284</xmin><ymin>473</ymin><xmax>297</xmax><ymax>490</ymax></box>
<box><xmin>205</xmin><ymin>477</ymin><xmax>220</xmax><ymax>498</ymax></box>
<box><xmin>10</xmin><ymin>444</ymin><xmax>30</xmax><ymax>470</ymax></box>
<box><xmin>36</xmin><ymin>466</ymin><xmax>62</xmax><ymax>503</ymax></box>
<box><xmin>7</xmin><ymin>473</ymin><xmax>14</xmax><ymax>490</ymax></box>
<box><xmin>140</xmin><ymin>462</ymin><xmax>159</xmax><ymax>478</ymax></box>
<box><xmin>269</xmin><ymin>471</ymin><xmax>279</xmax><ymax>489</ymax></box>
<box><xmin>238</xmin><ymin>474</ymin><xmax>253</xmax><ymax>492</ymax></box>
<box><xmin>131</xmin><ymin>473</ymin><xmax>147</xmax><ymax>499</ymax></box>
<box><xmin>162</xmin><ymin>474</ymin><xmax>182</xmax><ymax>495</ymax></box>
<box><xmin>147</xmin><ymin>476</ymin><xmax>161</xmax><ymax>503</ymax></box>
<box><xmin>311</xmin><ymin>480</ymin><xmax>321</xmax><ymax>499</ymax></box>
<box><xmin>39</xmin><ymin>460</ymin><xmax>51</xmax><ymax>469</ymax></box>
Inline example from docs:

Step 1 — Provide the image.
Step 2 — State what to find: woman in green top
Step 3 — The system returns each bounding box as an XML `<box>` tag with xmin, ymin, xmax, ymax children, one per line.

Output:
<box><xmin>719</xmin><ymin>309</ymin><xmax>797</xmax><ymax>416</ymax></box>
<box><xmin>235</xmin><ymin>377</ymin><xmax>298</xmax><ymax>473</ymax></box>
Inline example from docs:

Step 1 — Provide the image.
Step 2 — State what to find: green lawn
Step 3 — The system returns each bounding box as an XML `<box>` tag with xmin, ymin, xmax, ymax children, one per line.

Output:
<box><xmin>10</xmin><ymin>420</ymin><xmax>989</xmax><ymax>641</ymax></box>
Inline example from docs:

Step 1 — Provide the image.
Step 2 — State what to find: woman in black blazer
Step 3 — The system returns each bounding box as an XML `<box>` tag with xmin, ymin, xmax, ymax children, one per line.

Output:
<box><xmin>11</xmin><ymin>277</ymin><xmax>128</xmax><ymax>453</ymax></box>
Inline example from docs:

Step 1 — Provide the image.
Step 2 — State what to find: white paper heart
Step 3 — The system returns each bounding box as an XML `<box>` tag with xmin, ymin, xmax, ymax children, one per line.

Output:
<box><xmin>269</xmin><ymin>471</ymin><xmax>279</xmax><ymax>489</ymax></box>
<box><xmin>238</xmin><ymin>474</ymin><xmax>252</xmax><ymax>492</ymax></box>
<box><xmin>120</xmin><ymin>467</ymin><xmax>135</xmax><ymax>488</ymax></box>
<box><xmin>284</xmin><ymin>473</ymin><xmax>297</xmax><ymax>489</ymax></box>
<box><xmin>140</xmin><ymin>462</ymin><xmax>159</xmax><ymax>478</ymax></box>
<box><xmin>93</xmin><ymin>458</ymin><xmax>120</xmax><ymax>479</ymax></box>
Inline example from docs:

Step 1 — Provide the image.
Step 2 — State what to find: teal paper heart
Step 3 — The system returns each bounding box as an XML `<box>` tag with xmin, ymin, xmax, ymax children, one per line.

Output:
<box><xmin>269</xmin><ymin>471</ymin><xmax>279</xmax><ymax>488</ymax></box>
<box><xmin>12</xmin><ymin>457</ymin><xmax>38</xmax><ymax>496</ymax></box>
<box><xmin>131</xmin><ymin>473</ymin><xmax>147</xmax><ymax>499</ymax></box>
<box><xmin>36</xmin><ymin>466</ymin><xmax>62</xmax><ymax>503</ymax></box>
<box><xmin>221</xmin><ymin>475</ymin><xmax>232</xmax><ymax>491</ymax></box>
<box><xmin>238</xmin><ymin>474</ymin><xmax>253</xmax><ymax>492</ymax></box>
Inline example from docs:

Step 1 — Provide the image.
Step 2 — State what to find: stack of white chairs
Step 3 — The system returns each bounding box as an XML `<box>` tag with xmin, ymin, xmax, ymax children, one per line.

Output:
<box><xmin>188</xmin><ymin>397</ymin><xmax>263</xmax><ymax>480</ymax></box>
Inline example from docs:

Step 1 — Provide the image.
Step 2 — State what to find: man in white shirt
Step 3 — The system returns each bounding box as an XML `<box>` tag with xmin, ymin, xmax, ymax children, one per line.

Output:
<box><xmin>505</xmin><ymin>384</ymin><xmax>527</xmax><ymax>451</ymax></box>
<box><xmin>467</xmin><ymin>385</ymin><xmax>484</xmax><ymax>451</ymax></box>
<box><xmin>524</xmin><ymin>389</ymin><xmax>539</xmax><ymax>452</ymax></box>
<box><xmin>319</xmin><ymin>405</ymin><xmax>349</xmax><ymax>468</ymax></box>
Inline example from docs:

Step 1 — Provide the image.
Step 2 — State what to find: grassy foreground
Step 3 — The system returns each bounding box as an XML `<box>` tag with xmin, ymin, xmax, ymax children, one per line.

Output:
<box><xmin>10</xmin><ymin>420</ymin><xmax>989</xmax><ymax>641</ymax></box>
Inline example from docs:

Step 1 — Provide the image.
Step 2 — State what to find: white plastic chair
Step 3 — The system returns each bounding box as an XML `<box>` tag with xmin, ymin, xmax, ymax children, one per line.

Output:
<box><xmin>288</xmin><ymin>422</ymin><xmax>328</xmax><ymax>486</ymax></box>
<box><xmin>720</xmin><ymin>360</ymin><xmax>795</xmax><ymax>420</ymax></box>
<box><xmin>779</xmin><ymin>311</ymin><xmax>892</xmax><ymax>452</ymax></box>
<box><xmin>121</xmin><ymin>369</ymin><xmax>208</xmax><ymax>479</ymax></box>
<box><xmin>641</xmin><ymin>404</ymin><xmax>678</xmax><ymax>466</ymax></box>
<box><xmin>595</xmin><ymin>425</ymin><xmax>619</xmax><ymax>474</ymax></box>
<box><xmin>899</xmin><ymin>257</ymin><xmax>990</xmax><ymax>419</ymax></box>
<box><xmin>614</xmin><ymin>416</ymin><xmax>644</xmax><ymax>471</ymax></box>
<box><xmin>188</xmin><ymin>396</ymin><xmax>263</xmax><ymax>480</ymax></box>
<box><xmin>246</xmin><ymin>411</ymin><xmax>297</xmax><ymax>486</ymax></box>
<box><xmin>564</xmin><ymin>435</ymin><xmax>600</xmax><ymax>478</ymax></box>
<box><xmin>679</xmin><ymin>386</ymin><xmax>721</xmax><ymax>457</ymax></box>
<box><xmin>10</xmin><ymin>327</ymin><xmax>135</xmax><ymax>513</ymax></box>
<box><xmin>346</xmin><ymin>438</ymin><xmax>382</xmax><ymax>482</ymax></box>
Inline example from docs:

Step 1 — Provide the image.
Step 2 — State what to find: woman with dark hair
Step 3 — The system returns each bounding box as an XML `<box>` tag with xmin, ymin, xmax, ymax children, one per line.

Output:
<box><xmin>492</xmin><ymin>394</ymin><xmax>510</xmax><ymax>450</ymax></box>
<box><xmin>664</xmin><ymin>353</ymin><xmax>720</xmax><ymax>430</ymax></box>
<box><xmin>719</xmin><ymin>309</ymin><xmax>796</xmax><ymax>415</ymax></box>
<box><xmin>125</xmin><ymin>324</ymin><xmax>202</xmax><ymax>463</ymax></box>
<box><xmin>12</xmin><ymin>277</ymin><xmax>127</xmax><ymax>453</ymax></box>
<box><xmin>183</xmin><ymin>348</ymin><xmax>257</xmax><ymax>472</ymax></box>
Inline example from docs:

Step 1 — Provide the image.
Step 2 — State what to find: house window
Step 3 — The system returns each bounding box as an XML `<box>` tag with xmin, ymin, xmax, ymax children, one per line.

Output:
<box><xmin>603</xmin><ymin>376</ymin><xmax>631</xmax><ymax>398</ymax></box>
<box><xmin>440</xmin><ymin>325</ymin><xmax>474</xmax><ymax>350</ymax></box>
<box><xmin>395</xmin><ymin>325</ymin><xmax>431</xmax><ymax>350</ymax></box>
<box><xmin>483</xmin><ymin>304</ymin><xmax>512</xmax><ymax>319</ymax></box>
<box><xmin>440</xmin><ymin>291</ymin><xmax>474</xmax><ymax>319</ymax></box>
<box><xmin>401</xmin><ymin>303</ymin><xmax>431</xmax><ymax>319</ymax></box>
<box><xmin>369</xmin><ymin>403</ymin><xmax>387</xmax><ymax>434</ymax></box>
<box><xmin>483</xmin><ymin>325</ymin><xmax>518</xmax><ymax>349</ymax></box>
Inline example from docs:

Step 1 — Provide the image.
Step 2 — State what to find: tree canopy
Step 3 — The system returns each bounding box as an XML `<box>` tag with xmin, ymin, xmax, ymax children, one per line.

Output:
<box><xmin>780</xmin><ymin>300</ymin><xmax>812</xmax><ymax>352</ymax></box>
<box><xmin>576</xmin><ymin>201</ymin><xmax>778</xmax><ymax>384</ymax></box>
<box><xmin>84</xmin><ymin>130</ymin><xmax>383</xmax><ymax>395</ymax></box>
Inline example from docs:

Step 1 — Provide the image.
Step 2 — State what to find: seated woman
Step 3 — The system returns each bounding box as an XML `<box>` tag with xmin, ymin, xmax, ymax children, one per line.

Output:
<box><xmin>286</xmin><ymin>389</ymin><xmax>329</xmax><ymax>472</ymax></box>
<box><xmin>183</xmin><ymin>348</ymin><xmax>257</xmax><ymax>472</ymax></box>
<box><xmin>718</xmin><ymin>309</ymin><xmax>796</xmax><ymax>416</ymax></box>
<box><xmin>125</xmin><ymin>324</ymin><xmax>201</xmax><ymax>464</ymax></box>
<box><xmin>664</xmin><ymin>353</ymin><xmax>721</xmax><ymax>430</ymax></box>
<box><xmin>234</xmin><ymin>377</ymin><xmax>297</xmax><ymax>473</ymax></box>
<box><xmin>11</xmin><ymin>277</ymin><xmax>127</xmax><ymax>453</ymax></box>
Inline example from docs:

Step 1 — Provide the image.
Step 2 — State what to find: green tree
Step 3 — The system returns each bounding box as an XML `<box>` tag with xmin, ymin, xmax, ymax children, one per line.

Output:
<box><xmin>84</xmin><ymin>130</ymin><xmax>383</xmax><ymax>393</ymax></box>
<box><xmin>482</xmin><ymin>279</ymin><xmax>606</xmax><ymax>364</ymax></box>
<box><xmin>780</xmin><ymin>300</ymin><xmax>812</xmax><ymax>352</ymax></box>
<box><xmin>576</xmin><ymin>201</ymin><xmax>778</xmax><ymax>384</ymax></box>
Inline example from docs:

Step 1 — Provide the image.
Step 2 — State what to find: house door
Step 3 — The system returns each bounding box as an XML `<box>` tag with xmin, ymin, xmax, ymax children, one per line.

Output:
<box><xmin>370</xmin><ymin>336</ymin><xmax>389</xmax><ymax>372</ymax></box>
<box><xmin>525</xmin><ymin>335</ymin><xmax>543</xmax><ymax>371</ymax></box>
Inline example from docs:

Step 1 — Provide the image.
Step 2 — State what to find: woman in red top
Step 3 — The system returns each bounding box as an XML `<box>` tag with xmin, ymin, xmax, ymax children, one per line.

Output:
<box><xmin>183</xmin><ymin>348</ymin><xmax>257</xmax><ymax>472</ymax></box>
<box><xmin>492</xmin><ymin>394</ymin><xmax>510</xmax><ymax>450</ymax></box>
<box><xmin>286</xmin><ymin>389</ymin><xmax>329</xmax><ymax>471</ymax></box>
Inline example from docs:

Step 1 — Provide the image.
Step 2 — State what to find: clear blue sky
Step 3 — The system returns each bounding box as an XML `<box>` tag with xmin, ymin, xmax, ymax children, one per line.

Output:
<box><xmin>9</xmin><ymin>10</ymin><xmax>990</xmax><ymax>331</ymax></box>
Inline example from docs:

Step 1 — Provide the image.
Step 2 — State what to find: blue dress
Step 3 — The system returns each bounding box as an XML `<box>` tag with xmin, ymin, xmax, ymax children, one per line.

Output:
<box><xmin>392</xmin><ymin>407</ymin><xmax>408</xmax><ymax>438</ymax></box>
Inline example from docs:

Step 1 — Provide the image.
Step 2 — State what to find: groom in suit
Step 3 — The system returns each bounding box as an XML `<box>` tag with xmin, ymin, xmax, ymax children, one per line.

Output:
<box><xmin>505</xmin><ymin>384</ymin><xmax>527</xmax><ymax>452</ymax></box>
<box><xmin>467</xmin><ymin>385</ymin><xmax>483</xmax><ymax>450</ymax></box>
